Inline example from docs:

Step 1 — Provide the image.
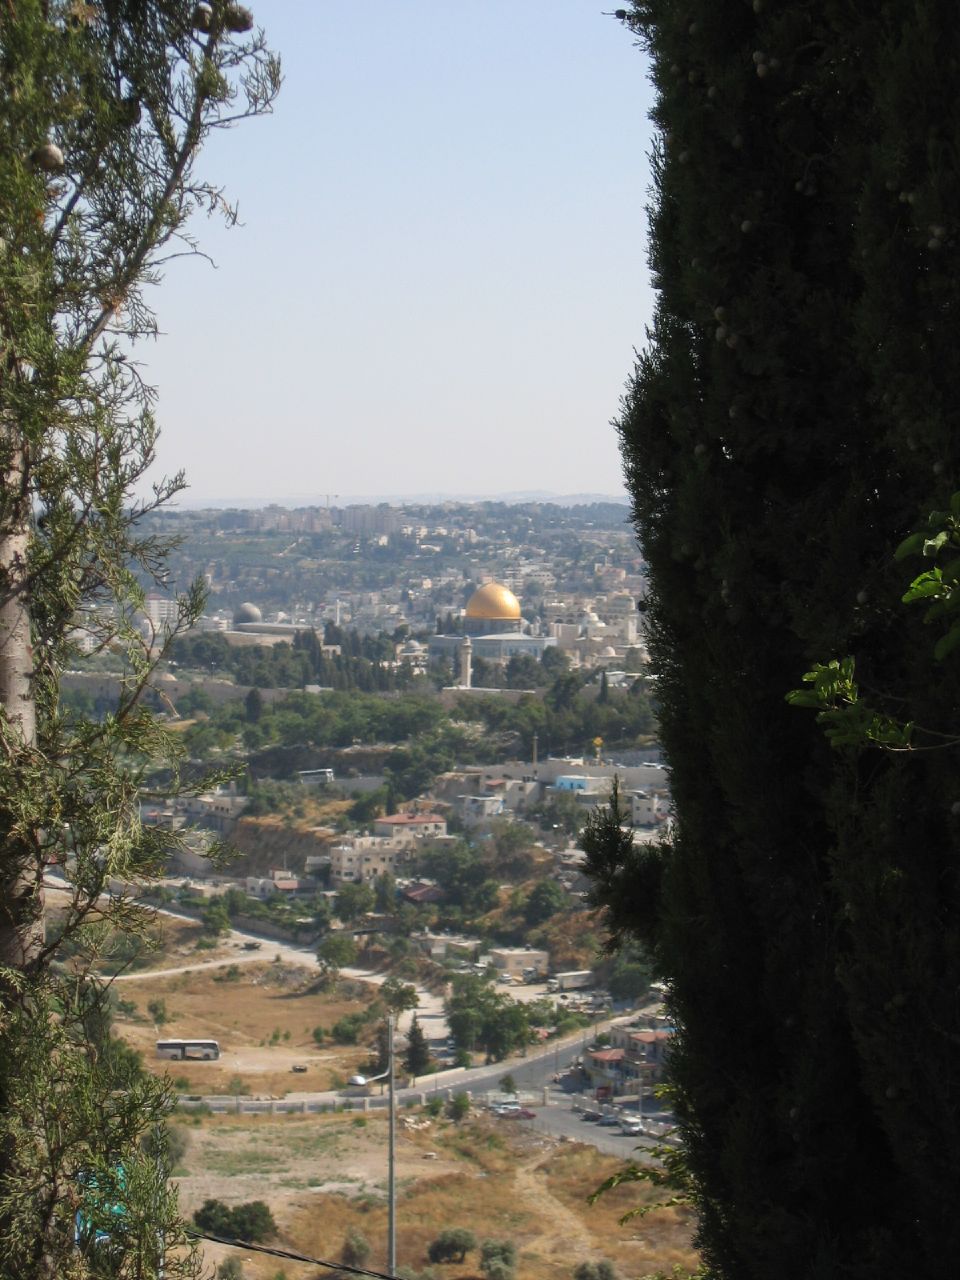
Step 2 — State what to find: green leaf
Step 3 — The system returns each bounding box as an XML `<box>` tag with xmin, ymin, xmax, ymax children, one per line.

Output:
<box><xmin>922</xmin><ymin>531</ymin><xmax>950</xmax><ymax>557</ymax></box>
<box><xmin>903</xmin><ymin>569</ymin><xmax>944</xmax><ymax>603</ymax></box>
<box><xmin>893</xmin><ymin>531</ymin><xmax>925</xmax><ymax>560</ymax></box>
<box><xmin>785</xmin><ymin>690</ymin><xmax>823</xmax><ymax>708</ymax></box>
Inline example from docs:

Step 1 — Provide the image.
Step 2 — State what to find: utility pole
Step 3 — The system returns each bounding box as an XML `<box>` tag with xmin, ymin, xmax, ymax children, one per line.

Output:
<box><xmin>387</xmin><ymin>1012</ymin><xmax>396</xmax><ymax>1276</ymax></box>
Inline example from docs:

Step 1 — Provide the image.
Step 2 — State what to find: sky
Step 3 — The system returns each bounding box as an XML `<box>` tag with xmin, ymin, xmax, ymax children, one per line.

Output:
<box><xmin>140</xmin><ymin>2</ymin><xmax>656</xmax><ymax>507</ymax></box>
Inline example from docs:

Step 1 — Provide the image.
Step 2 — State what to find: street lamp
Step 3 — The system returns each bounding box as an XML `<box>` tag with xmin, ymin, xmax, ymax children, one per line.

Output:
<box><xmin>348</xmin><ymin>1013</ymin><xmax>396</xmax><ymax>1275</ymax></box>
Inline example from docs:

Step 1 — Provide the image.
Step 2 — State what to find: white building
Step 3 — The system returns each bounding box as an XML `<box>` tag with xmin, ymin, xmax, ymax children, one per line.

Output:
<box><xmin>328</xmin><ymin>836</ymin><xmax>414</xmax><ymax>885</ymax></box>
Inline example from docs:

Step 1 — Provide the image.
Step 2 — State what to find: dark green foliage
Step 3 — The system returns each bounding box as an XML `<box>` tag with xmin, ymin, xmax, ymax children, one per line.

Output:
<box><xmin>480</xmin><ymin>1239</ymin><xmax>516</xmax><ymax>1280</ymax></box>
<box><xmin>573</xmin><ymin>1262</ymin><xmax>617</xmax><ymax>1280</ymax></box>
<box><xmin>194</xmin><ymin>1199</ymin><xmax>276</xmax><ymax>1244</ymax></box>
<box><xmin>605</xmin><ymin>3</ymin><xmax>960</xmax><ymax>1276</ymax></box>
<box><xmin>581</xmin><ymin>783</ymin><xmax>663</xmax><ymax>946</ymax></box>
<box><xmin>427</xmin><ymin>1227</ymin><xmax>477</xmax><ymax>1263</ymax></box>
<box><xmin>330</xmin><ymin>1014</ymin><xmax>364</xmax><ymax>1046</ymax></box>
<box><xmin>200</xmin><ymin>901</ymin><xmax>231</xmax><ymax>936</ymax></box>
<box><xmin>146</xmin><ymin>998</ymin><xmax>168</xmax><ymax>1026</ymax></box>
<box><xmin>446</xmin><ymin>1092</ymin><xmax>470</xmax><ymax>1123</ymax></box>
<box><xmin>404</xmin><ymin>1015</ymin><xmax>431</xmax><ymax>1076</ymax></box>
<box><xmin>523</xmin><ymin>878</ymin><xmax>568</xmax><ymax>925</ymax></box>
<box><xmin>335</xmin><ymin>881</ymin><xmax>375</xmax><ymax>924</ymax></box>
<box><xmin>445</xmin><ymin>974</ymin><xmax>530</xmax><ymax>1061</ymax></box>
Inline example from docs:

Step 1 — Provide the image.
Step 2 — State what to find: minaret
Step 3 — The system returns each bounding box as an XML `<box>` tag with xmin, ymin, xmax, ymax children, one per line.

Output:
<box><xmin>459</xmin><ymin>634</ymin><xmax>473</xmax><ymax>689</ymax></box>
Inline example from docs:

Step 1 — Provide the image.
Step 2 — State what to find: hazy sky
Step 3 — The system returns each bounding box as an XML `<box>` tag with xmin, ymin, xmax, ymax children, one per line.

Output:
<box><xmin>141</xmin><ymin>2</ymin><xmax>656</xmax><ymax>506</ymax></box>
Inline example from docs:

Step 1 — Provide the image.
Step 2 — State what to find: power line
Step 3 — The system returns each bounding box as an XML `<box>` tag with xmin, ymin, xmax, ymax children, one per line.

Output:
<box><xmin>187</xmin><ymin>1229</ymin><xmax>399</xmax><ymax>1280</ymax></box>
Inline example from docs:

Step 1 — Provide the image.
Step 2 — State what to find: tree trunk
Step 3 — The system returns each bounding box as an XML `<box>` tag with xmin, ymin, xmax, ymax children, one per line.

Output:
<box><xmin>0</xmin><ymin>423</ymin><xmax>42</xmax><ymax>973</ymax></box>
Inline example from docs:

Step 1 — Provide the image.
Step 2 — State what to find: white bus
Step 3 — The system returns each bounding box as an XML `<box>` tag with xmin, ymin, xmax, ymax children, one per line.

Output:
<box><xmin>156</xmin><ymin>1039</ymin><xmax>220</xmax><ymax>1061</ymax></box>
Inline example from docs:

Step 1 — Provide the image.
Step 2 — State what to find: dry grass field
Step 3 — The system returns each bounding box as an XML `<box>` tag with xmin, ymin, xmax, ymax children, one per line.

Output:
<box><xmin>113</xmin><ymin>956</ymin><xmax>376</xmax><ymax>1095</ymax></box>
<box><xmin>175</xmin><ymin>1109</ymin><xmax>698</xmax><ymax>1280</ymax></box>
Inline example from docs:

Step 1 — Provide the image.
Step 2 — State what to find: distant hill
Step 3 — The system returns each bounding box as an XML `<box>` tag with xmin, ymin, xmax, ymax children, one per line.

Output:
<box><xmin>176</xmin><ymin>490</ymin><xmax>630</xmax><ymax>510</ymax></box>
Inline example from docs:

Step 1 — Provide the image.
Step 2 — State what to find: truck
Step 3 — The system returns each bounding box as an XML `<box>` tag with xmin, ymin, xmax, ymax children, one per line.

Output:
<box><xmin>546</xmin><ymin>969</ymin><xmax>594</xmax><ymax>992</ymax></box>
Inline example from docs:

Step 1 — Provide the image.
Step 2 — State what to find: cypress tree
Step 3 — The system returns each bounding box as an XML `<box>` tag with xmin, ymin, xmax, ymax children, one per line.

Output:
<box><xmin>597</xmin><ymin>4</ymin><xmax>960</xmax><ymax>1276</ymax></box>
<box><xmin>404</xmin><ymin>1015</ymin><xmax>430</xmax><ymax>1077</ymax></box>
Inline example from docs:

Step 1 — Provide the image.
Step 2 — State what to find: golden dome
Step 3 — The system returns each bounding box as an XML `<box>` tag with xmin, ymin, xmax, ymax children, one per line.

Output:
<box><xmin>465</xmin><ymin>582</ymin><xmax>522</xmax><ymax>621</ymax></box>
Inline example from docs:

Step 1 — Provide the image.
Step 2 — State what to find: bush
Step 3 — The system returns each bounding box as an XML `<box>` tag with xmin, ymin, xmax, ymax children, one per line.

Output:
<box><xmin>227</xmin><ymin>1076</ymin><xmax>250</xmax><ymax>1096</ymax></box>
<box><xmin>194</xmin><ymin>1199</ymin><xmax>234</xmax><ymax>1237</ymax></box>
<box><xmin>146</xmin><ymin>998</ymin><xmax>168</xmax><ymax>1026</ymax></box>
<box><xmin>481</xmin><ymin>1240</ymin><xmax>517</xmax><ymax>1277</ymax></box>
<box><xmin>342</xmin><ymin>1228</ymin><xmax>371</xmax><ymax>1269</ymax></box>
<box><xmin>312</xmin><ymin>1025</ymin><xmax>325</xmax><ymax>1045</ymax></box>
<box><xmin>424</xmin><ymin>1096</ymin><xmax>443</xmax><ymax>1118</ymax></box>
<box><xmin>574</xmin><ymin>1264</ymin><xmax>618</xmax><ymax>1280</ymax></box>
<box><xmin>230</xmin><ymin>1201</ymin><xmax>278</xmax><ymax>1243</ymax></box>
<box><xmin>447</xmin><ymin>1092</ymin><xmax>470</xmax><ymax>1123</ymax></box>
<box><xmin>217</xmin><ymin>1261</ymin><xmax>243</xmax><ymax>1280</ymax></box>
<box><xmin>195</xmin><ymin>1198</ymin><xmax>276</xmax><ymax>1243</ymax></box>
<box><xmin>482</xmin><ymin>1262</ymin><xmax>514</xmax><ymax>1280</ymax></box>
<box><xmin>428</xmin><ymin>1227</ymin><xmax>477</xmax><ymax>1263</ymax></box>
<box><xmin>331</xmin><ymin>1013</ymin><xmax>365</xmax><ymax>1045</ymax></box>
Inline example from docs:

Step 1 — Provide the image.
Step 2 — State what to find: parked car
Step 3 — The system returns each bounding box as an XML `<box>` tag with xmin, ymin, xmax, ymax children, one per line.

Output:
<box><xmin>598</xmin><ymin>1113</ymin><xmax>621</xmax><ymax>1126</ymax></box>
<box><xmin>291</xmin><ymin>1064</ymin><xmax>308</xmax><ymax>1074</ymax></box>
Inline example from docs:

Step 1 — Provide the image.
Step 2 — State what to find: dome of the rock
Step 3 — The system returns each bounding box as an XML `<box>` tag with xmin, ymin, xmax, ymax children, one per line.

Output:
<box><xmin>464</xmin><ymin>582</ymin><xmax>521</xmax><ymax>621</ymax></box>
<box><xmin>233</xmin><ymin>602</ymin><xmax>262</xmax><ymax>625</ymax></box>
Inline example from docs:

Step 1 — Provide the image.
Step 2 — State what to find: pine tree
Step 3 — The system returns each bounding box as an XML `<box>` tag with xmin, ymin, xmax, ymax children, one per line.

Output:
<box><xmin>0</xmin><ymin>4</ymin><xmax>278</xmax><ymax>1275</ymax></box>
<box><xmin>595</xmin><ymin>4</ymin><xmax>960</xmax><ymax>1276</ymax></box>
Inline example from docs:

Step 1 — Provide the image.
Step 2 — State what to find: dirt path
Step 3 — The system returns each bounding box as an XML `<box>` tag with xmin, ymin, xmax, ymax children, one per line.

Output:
<box><xmin>512</xmin><ymin>1151</ymin><xmax>597</xmax><ymax>1259</ymax></box>
<box><xmin>110</xmin><ymin>949</ymin><xmax>265</xmax><ymax>981</ymax></box>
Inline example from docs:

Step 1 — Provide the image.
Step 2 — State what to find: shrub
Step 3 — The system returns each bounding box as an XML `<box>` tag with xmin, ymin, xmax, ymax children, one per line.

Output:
<box><xmin>482</xmin><ymin>1262</ymin><xmax>514</xmax><ymax>1280</ymax></box>
<box><xmin>193</xmin><ymin>1196</ymin><xmax>277</xmax><ymax>1243</ymax></box>
<box><xmin>217</xmin><ymin>1261</ymin><xmax>243</xmax><ymax>1280</ymax></box>
<box><xmin>424</xmin><ymin>1096</ymin><xmax>443</xmax><ymax>1118</ymax></box>
<box><xmin>428</xmin><ymin>1227</ymin><xmax>477</xmax><ymax>1263</ymax></box>
<box><xmin>312</xmin><ymin>1026</ymin><xmax>325</xmax><ymax>1045</ymax></box>
<box><xmin>194</xmin><ymin>1199</ymin><xmax>234</xmax><ymax>1237</ymax></box>
<box><xmin>230</xmin><ymin>1201</ymin><xmax>277</xmax><ymax>1243</ymax></box>
<box><xmin>447</xmin><ymin>1092</ymin><xmax>470</xmax><ymax>1123</ymax></box>
<box><xmin>226</xmin><ymin>1076</ymin><xmax>250</xmax><ymax>1096</ymax></box>
<box><xmin>146</xmin><ymin>998</ymin><xmax>168</xmax><ymax>1026</ymax></box>
<box><xmin>574</xmin><ymin>1263</ymin><xmax>618</xmax><ymax>1280</ymax></box>
<box><xmin>341</xmin><ymin>1228</ymin><xmax>370</xmax><ymax>1269</ymax></box>
<box><xmin>331</xmin><ymin>1013</ymin><xmax>365</xmax><ymax>1045</ymax></box>
<box><xmin>481</xmin><ymin>1240</ymin><xmax>517</xmax><ymax>1275</ymax></box>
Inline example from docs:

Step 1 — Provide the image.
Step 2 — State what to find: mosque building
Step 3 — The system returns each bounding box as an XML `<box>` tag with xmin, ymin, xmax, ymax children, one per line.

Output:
<box><xmin>428</xmin><ymin>581</ymin><xmax>555</xmax><ymax>683</ymax></box>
